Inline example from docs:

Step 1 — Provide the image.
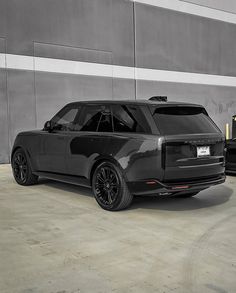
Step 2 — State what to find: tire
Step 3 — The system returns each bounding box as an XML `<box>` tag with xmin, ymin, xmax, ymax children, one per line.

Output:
<box><xmin>175</xmin><ymin>192</ymin><xmax>199</xmax><ymax>198</ymax></box>
<box><xmin>12</xmin><ymin>148</ymin><xmax>38</xmax><ymax>186</ymax></box>
<box><xmin>92</xmin><ymin>161</ymin><xmax>133</xmax><ymax>211</ymax></box>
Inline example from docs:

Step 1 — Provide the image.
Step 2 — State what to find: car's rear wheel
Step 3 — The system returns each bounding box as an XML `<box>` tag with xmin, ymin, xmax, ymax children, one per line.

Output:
<box><xmin>12</xmin><ymin>148</ymin><xmax>38</xmax><ymax>185</ymax></box>
<box><xmin>175</xmin><ymin>192</ymin><xmax>199</xmax><ymax>198</ymax></box>
<box><xmin>92</xmin><ymin>162</ymin><xmax>133</xmax><ymax>211</ymax></box>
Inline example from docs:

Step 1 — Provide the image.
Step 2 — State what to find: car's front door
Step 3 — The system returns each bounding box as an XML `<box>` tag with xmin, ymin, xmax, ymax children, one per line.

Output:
<box><xmin>37</xmin><ymin>104</ymin><xmax>81</xmax><ymax>174</ymax></box>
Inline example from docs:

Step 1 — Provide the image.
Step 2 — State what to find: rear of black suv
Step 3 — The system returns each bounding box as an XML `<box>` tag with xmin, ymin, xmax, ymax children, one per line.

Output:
<box><xmin>129</xmin><ymin>103</ymin><xmax>225</xmax><ymax>197</ymax></box>
<box><xmin>11</xmin><ymin>99</ymin><xmax>225</xmax><ymax>211</ymax></box>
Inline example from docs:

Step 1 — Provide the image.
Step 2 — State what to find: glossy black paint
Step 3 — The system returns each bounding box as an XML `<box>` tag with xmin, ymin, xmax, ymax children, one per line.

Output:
<box><xmin>11</xmin><ymin>100</ymin><xmax>226</xmax><ymax>196</ymax></box>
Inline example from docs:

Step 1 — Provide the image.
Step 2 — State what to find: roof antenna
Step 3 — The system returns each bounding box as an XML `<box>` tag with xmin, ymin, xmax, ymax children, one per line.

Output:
<box><xmin>149</xmin><ymin>96</ymin><xmax>168</xmax><ymax>102</ymax></box>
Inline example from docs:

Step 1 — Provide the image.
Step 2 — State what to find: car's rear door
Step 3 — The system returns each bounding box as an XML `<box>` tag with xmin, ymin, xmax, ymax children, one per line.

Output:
<box><xmin>65</xmin><ymin>104</ymin><xmax>113</xmax><ymax>178</ymax></box>
<box><xmin>151</xmin><ymin>105</ymin><xmax>225</xmax><ymax>182</ymax></box>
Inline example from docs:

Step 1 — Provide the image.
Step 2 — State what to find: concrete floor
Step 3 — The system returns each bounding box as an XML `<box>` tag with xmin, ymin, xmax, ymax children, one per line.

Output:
<box><xmin>0</xmin><ymin>164</ymin><xmax>236</xmax><ymax>293</ymax></box>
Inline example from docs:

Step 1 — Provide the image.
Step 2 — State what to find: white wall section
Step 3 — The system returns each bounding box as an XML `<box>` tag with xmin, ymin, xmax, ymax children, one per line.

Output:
<box><xmin>0</xmin><ymin>53</ymin><xmax>6</xmax><ymax>68</ymax></box>
<box><xmin>1</xmin><ymin>53</ymin><xmax>236</xmax><ymax>88</ymax></box>
<box><xmin>181</xmin><ymin>0</ymin><xmax>236</xmax><ymax>14</ymax></box>
<box><xmin>133</xmin><ymin>0</ymin><xmax>236</xmax><ymax>24</ymax></box>
<box><xmin>135</xmin><ymin>67</ymin><xmax>236</xmax><ymax>87</ymax></box>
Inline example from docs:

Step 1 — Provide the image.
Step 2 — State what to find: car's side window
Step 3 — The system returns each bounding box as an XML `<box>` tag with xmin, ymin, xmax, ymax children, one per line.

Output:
<box><xmin>79</xmin><ymin>105</ymin><xmax>113</xmax><ymax>132</ymax></box>
<box><xmin>52</xmin><ymin>105</ymin><xmax>81</xmax><ymax>131</ymax></box>
<box><xmin>111</xmin><ymin>104</ymin><xmax>151</xmax><ymax>133</ymax></box>
<box><xmin>97</xmin><ymin>112</ymin><xmax>112</xmax><ymax>132</ymax></box>
<box><xmin>79</xmin><ymin>105</ymin><xmax>102</xmax><ymax>132</ymax></box>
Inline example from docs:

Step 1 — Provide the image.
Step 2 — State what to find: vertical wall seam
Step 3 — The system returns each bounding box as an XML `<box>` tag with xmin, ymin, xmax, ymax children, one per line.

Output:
<box><xmin>111</xmin><ymin>0</ymin><xmax>114</xmax><ymax>100</ymax></box>
<box><xmin>4</xmin><ymin>39</ymin><xmax>11</xmax><ymax>163</ymax></box>
<box><xmin>133</xmin><ymin>1</ymin><xmax>137</xmax><ymax>100</ymax></box>
<box><xmin>33</xmin><ymin>42</ymin><xmax>37</xmax><ymax>128</ymax></box>
<box><xmin>111</xmin><ymin>53</ymin><xmax>114</xmax><ymax>100</ymax></box>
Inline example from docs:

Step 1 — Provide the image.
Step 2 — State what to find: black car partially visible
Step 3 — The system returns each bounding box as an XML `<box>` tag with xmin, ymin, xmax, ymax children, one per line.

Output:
<box><xmin>226</xmin><ymin>139</ymin><xmax>236</xmax><ymax>173</ymax></box>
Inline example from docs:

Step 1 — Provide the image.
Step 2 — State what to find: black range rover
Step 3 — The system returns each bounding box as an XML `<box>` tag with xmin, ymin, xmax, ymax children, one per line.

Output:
<box><xmin>11</xmin><ymin>99</ymin><xmax>225</xmax><ymax>211</ymax></box>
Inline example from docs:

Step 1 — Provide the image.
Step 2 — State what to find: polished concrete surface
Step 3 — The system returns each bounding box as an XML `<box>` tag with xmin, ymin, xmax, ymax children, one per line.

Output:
<box><xmin>0</xmin><ymin>164</ymin><xmax>236</xmax><ymax>293</ymax></box>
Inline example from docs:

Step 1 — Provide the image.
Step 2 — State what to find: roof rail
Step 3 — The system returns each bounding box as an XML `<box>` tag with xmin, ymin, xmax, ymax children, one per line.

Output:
<box><xmin>149</xmin><ymin>96</ymin><xmax>167</xmax><ymax>102</ymax></box>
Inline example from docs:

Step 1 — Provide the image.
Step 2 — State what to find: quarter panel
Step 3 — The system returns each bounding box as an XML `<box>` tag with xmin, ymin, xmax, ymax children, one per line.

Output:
<box><xmin>66</xmin><ymin>132</ymin><xmax>163</xmax><ymax>182</ymax></box>
<box><xmin>107</xmin><ymin>133</ymin><xmax>163</xmax><ymax>182</ymax></box>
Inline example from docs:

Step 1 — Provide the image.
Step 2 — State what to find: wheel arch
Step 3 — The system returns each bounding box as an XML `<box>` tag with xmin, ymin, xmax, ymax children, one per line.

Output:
<box><xmin>11</xmin><ymin>146</ymin><xmax>23</xmax><ymax>162</ymax></box>
<box><xmin>11</xmin><ymin>145</ymin><xmax>33</xmax><ymax>169</ymax></box>
<box><xmin>89</xmin><ymin>156</ymin><xmax>127</xmax><ymax>184</ymax></box>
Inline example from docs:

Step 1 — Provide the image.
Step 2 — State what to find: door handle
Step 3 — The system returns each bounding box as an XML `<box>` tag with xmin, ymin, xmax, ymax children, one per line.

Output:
<box><xmin>57</xmin><ymin>137</ymin><xmax>65</xmax><ymax>140</ymax></box>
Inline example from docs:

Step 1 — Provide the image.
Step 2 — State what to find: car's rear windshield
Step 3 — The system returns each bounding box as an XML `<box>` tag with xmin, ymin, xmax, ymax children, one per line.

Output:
<box><xmin>152</xmin><ymin>106</ymin><xmax>220</xmax><ymax>135</ymax></box>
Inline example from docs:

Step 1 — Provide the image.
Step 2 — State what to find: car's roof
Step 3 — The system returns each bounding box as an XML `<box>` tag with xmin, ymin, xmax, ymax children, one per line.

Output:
<box><xmin>67</xmin><ymin>99</ymin><xmax>203</xmax><ymax>108</ymax></box>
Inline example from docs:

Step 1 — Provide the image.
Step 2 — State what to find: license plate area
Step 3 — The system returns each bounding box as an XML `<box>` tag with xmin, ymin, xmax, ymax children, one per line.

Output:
<box><xmin>197</xmin><ymin>146</ymin><xmax>210</xmax><ymax>157</ymax></box>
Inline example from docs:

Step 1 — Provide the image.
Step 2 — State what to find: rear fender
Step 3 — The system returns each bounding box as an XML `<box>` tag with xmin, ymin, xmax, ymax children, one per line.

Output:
<box><xmin>89</xmin><ymin>155</ymin><xmax>127</xmax><ymax>183</ymax></box>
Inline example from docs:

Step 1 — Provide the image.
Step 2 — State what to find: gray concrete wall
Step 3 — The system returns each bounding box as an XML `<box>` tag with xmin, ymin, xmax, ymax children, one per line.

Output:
<box><xmin>135</xmin><ymin>3</ymin><xmax>236</xmax><ymax>76</ymax></box>
<box><xmin>0</xmin><ymin>0</ymin><xmax>236</xmax><ymax>163</ymax></box>
<box><xmin>4</xmin><ymin>0</ymin><xmax>134</xmax><ymax>66</ymax></box>
<box><xmin>0</xmin><ymin>0</ymin><xmax>135</xmax><ymax>163</ymax></box>
<box><xmin>0</xmin><ymin>38</ymin><xmax>9</xmax><ymax>163</ymax></box>
<box><xmin>136</xmin><ymin>80</ymin><xmax>236</xmax><ymax>134</ymax></box>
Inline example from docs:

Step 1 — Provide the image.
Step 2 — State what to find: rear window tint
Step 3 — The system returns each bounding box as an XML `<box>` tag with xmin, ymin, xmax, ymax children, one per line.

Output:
<box><xmin>152</xmin><ymin>106</ymin><xmax>219</xmax><ymax>135</ymax></box>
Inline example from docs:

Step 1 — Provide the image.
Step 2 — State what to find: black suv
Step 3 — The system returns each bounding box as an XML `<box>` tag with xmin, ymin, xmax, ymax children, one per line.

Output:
<box><xmin>11</xmin><ymin>99</ymin><xmax>225</xmax><ymax>211</ymax></box>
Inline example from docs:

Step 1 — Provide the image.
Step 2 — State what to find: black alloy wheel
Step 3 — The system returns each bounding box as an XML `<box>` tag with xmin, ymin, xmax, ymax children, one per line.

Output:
<box><xmin>12</xmin><ymin>149</ymin><xmax>38</xmax><ymax>185</ymax></box>
<box><xmin>95</xmin><ymin>166</ymin><xmax>119</xmax><ymax>205</ymax></box>
<box><xmin>92</xmin><ymin>162</ymin><xmax>133</xmax><ymax>211</ymax></box>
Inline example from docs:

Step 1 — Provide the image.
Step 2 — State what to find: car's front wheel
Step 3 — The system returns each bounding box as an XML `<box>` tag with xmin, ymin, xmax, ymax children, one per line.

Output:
<box><xmin>12</xmin><ymin>148</ymin><xmax>38</xmax><ymax>186</ymax></box>
<box><xmin>92</xmin><ymin>162</ymin><xmax>133</xmax><ymax>211</ymax></box>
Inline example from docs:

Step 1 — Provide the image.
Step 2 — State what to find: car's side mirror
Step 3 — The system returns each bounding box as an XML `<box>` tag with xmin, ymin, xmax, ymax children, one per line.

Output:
<box><xmin>43</xmin><ymin>121</ymin><xmax>53</xmax><ymax>132</ymax></box>
<box><xmin>44</xmin><ymin>120</ymin><xmax>62</xmax><ymax>132</ymax></box>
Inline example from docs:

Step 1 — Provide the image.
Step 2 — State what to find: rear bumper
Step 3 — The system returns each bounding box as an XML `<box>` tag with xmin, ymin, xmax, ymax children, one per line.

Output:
<box><xmin>127</xmin><ymin>174</ymin><xmax>226</xmax><ymax>196</ymax></box>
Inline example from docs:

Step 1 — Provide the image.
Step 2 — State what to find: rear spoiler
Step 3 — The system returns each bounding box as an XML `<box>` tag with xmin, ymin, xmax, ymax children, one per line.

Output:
<box><xmin>149</xmin><ymin>96</ymin><xmax>167</xmax><ymax>102</ymax></box>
